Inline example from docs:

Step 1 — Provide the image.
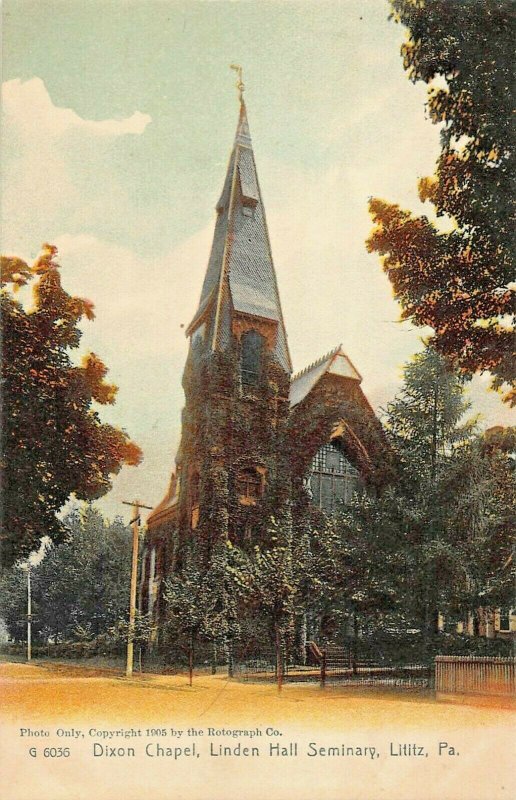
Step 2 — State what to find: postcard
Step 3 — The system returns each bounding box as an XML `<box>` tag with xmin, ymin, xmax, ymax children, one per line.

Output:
<box><xmin>1</xmin><ymin>2</ymin><xmax>514</xmax><ymax>799</ymax></box>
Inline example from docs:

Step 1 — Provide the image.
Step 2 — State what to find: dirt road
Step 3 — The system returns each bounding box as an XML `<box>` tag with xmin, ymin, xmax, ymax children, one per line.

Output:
<box><xmin>1</xmin><ymin>661</ymin><xmax>514</xmax><ymax>800</ymax></box>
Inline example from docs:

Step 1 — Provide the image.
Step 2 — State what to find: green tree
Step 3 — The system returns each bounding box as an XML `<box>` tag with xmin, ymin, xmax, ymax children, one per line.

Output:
<box><xmin>436</xmin><ymin>426</ymin><xmax>515</xmax><ymax>629</ymax></box>
<box><xmin>382</xmin><ymin>345</ymin><xmax>478</xmax><ymax>646</ymax></box>
<box><xmin>367</xmin><ymin>1</ymin><xmax>515</xmax><ymax>403</ymax></box>
<box><xmin>250</xmin><ymin>516</ymin><xmax>295</xmax><ymax>689</ymax></box>
<box><xmin>0</xmin><ymin>506</ymin><xmax>133</xmax><ymax>644</ymax></box>
<box><xmin>1</xmin><ymin>244</ymin><xmax>142</xmax><ymax>567</ymax></box>
<box><xmin>164</xmin><ymin>540</ymin><xmax>249</xmax><ymax>683</ymax></box>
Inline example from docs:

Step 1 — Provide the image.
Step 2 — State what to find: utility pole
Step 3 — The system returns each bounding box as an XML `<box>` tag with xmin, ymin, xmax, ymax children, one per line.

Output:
<box><xmin>122</xmin><ymin>499</ymin><xmax>153</xmax><ymax>677</ymax></box>
<box><xmin>27</xmin><ymin>565</ymin><xmax>32</xmax><ymax>663</ymax></box>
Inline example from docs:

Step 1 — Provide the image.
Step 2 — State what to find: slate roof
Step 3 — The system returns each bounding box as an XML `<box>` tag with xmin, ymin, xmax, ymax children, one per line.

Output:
<box><xmin>186</xmin><ymin>101</ymin><xmax>291</xmax><ymax>372</ymax></box>
<box><xmin>289</xmin><ymin>345</ymin><xmax>362</xmax><ymax>407</ymax></box>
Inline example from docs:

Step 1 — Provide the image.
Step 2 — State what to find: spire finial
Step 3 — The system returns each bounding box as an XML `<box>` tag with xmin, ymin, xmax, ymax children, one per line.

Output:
<box><xmin>230</xmin><ymin>64</ymin><xmax>245</xmax><ymax>103</ymax></box>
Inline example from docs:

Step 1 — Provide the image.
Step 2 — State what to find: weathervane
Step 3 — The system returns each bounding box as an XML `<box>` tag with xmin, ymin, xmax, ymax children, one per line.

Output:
<box><xmin>230</xmin><ymin>63</ymin><xmax>245</xmax><ymax>102</ymax></box>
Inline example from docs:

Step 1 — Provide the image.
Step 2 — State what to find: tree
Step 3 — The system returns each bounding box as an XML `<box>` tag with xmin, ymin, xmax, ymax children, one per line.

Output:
<box><xmin>250</xmin><ymin>516</ymin><xmax>295</xmax><ymax>690</ymax></box>
<box><xmin>0</xmin><ymin>506</ymin><xmax>134</xmax><ymax>644</ymax></box>
<box><xmin>1</xmin><ymin>244</ymin><xmax>142</xmax><ymax>567</ymax></box>
<box><xmin>382</xmin><ymin>345</ymin><xmax>478</xmax><ymax>646</ymax></box>
<box><xmin>367</xmin><ymin>1</ymin><xmax>515</xmax><ymax>403</ymax></box>
<box><xmin>437</xmin><ymin>425</ymin><xmax>515</xmax><ymax>625</ymax></box>
<box><xmin>164</xmin><ymin>540</ymin><xmax>249</xmax><ymax>684</ymax></box>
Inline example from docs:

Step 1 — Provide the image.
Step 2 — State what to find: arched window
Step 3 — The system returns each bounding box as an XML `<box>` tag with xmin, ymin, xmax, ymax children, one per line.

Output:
<box><xmin>236</xmin><ymin>467</ymin><xmax>263</xmax><ymax>503</ymax></box>
<box><xmin>308</xmin><ymin>442</ymin><xmax>361</xmax><ymax>513</ymax></box>
<box><xmin>241</xmin><ymin>330</ymin><xmax>264</xmax><ymax>386</ymax></box>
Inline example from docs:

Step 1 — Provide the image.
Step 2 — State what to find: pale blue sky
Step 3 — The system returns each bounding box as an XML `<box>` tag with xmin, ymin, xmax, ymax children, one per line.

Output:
<box><xmin>2</xmin><ymin>1</ymin><xmax>512</xmax><ymax>522</ymax></box>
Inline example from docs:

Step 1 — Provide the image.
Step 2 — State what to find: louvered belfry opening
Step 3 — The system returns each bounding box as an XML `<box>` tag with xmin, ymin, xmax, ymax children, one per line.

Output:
<box><xmin>241</xmin><ymin>329</ymin><xmax>264</xmax><ymax>385</ymax></box>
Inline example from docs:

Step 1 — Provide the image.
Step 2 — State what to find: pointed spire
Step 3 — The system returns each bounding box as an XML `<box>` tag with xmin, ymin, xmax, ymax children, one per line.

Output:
<box><xmin>186</xmin><ymin>78</ymin><xmax>292</xmax><ymax>374</ymax></box>
<box><xmin>235</xmin><ymin>99</ymin><xmax>252</xmax><ymax>148</ymax></box>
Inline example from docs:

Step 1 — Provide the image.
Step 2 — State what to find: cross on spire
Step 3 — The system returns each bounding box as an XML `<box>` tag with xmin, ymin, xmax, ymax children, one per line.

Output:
<box><xmin>230</xmin><ymin>63</ymin><xmax>245</xmax><ymax>102</ymax></box>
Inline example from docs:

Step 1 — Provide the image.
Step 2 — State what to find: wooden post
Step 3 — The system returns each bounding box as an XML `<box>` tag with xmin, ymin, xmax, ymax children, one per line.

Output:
<box><xmin>122</xmin><ymin>500</ymin><xmax>152</xmax><ymax>678</ymax></box>
<box><xmin>26</xmin><ymin>566</ymin><xmax>32</xmax><ymax>663</ymax></box>
<box><xmin>320</xmin><ymin>649</ymin><xmax>327</xmax><ymax>689</ymax></box>
<box><xmin>188</xmin><ymin>633</ymin><xmax>194</xmax><ymax>687</ymax></box>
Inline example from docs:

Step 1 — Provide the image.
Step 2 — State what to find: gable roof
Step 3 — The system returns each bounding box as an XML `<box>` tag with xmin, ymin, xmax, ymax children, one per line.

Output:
<box><xmin>289</xmin><ymin>345</ymin><xmax>362</xmax><ymax>407</ymax></box>
<box><xmin>186</xmin><ymin>101</ymin><xmax>291</xmax><ymax>372</ymax></box>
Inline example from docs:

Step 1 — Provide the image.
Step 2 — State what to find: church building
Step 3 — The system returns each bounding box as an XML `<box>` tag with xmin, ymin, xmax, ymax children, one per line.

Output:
<box><xmin>141</xmin><ymin>93</ymin><xmax>387</xmax><ymax>634</ymax></box>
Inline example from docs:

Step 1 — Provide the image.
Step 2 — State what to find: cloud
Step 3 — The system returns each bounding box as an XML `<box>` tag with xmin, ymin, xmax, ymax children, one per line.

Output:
<box><xmin>2</xmin><ymin>78</ymin><xmax>151</xmax><ymax>138</ymax></box>
<box><xmin>1</xmin><ymin>78</ymin><xmax>152</xmax><ymax>257</ymax></box>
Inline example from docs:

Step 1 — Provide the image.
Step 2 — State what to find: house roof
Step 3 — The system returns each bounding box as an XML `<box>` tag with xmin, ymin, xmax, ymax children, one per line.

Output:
<box><xmin>146</xmin><ymin>475</ymin><xmax>178</xmax><ymax>527</ymax></box>
<box><xmin>186</xmin><ymin>101</ymin><xmax>291</xmax><ymax>372</ymax></box>
<box><xmin>289</xmin><ymin>345</ymin><xmax>362</xmax><ymax>407</ymax></box>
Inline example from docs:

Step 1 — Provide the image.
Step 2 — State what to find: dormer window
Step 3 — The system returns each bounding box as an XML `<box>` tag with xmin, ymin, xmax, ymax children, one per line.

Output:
<box><xmin>241</xmin><ymin>330</ymin><xmax>264</xmax><ymax>386</ymax></box>
<box><xmin>191</xmin><ymin>323</ymin><xmax>205</xmax><ymax>347</ymax></box>
<box><xmin>236</xmin><ymin>467</ymin><xmax>264</xmax><ymax>505</ymax></box>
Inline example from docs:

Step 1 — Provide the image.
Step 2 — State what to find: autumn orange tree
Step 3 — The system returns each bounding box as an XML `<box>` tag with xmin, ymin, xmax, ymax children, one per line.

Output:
<box><xmin>1</xmin><ymin>244</ymin><xmax>142</xmax><ymax>568</ymax></box>
<box><xmin>367</xmin><ymin>0</ymin><xmax>515</xmax><ymax>404</ymax></box>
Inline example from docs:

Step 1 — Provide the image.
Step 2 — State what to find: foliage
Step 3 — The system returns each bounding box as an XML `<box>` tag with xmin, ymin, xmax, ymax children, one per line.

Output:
<box><xmin>0</xmin><ymin>506</ymin><xmax>134</xmax><ymax>644</ymax></box>
<box><xmin>1</xmin><ymin>244</ymin><xmax>142</xmax><ymax>567</ymax></box>
<box><xmin>164</xmin><ymin>539</ymin><xmax>252</xmax><ymax>676</ymax></box>
<box><xmin>108</xmin><ymin>610</ymin><xmax>154</xmax><ymax>649</ymax></box>
<box><xmin>378</xmin><ymin>346</ymin><xmax>514</xmax><ymax>641</ymax></box>
<box><xmin>367</xmin><ymin>1</ymin><xmax>515</xmax><ymax>403</ymax></box>
<box><xmin>384</xmin><ymin>344</ymin><xmax>477</xmax><ymax>484</ymax></box>
<box><xmin>309</xmin><ymin>345</ymin><xmax>514</xmax><ymax>658</ymax></box>
<box><xmin>439</xmin><ymin>426</ymin><xmax>515</xmax><ymax>613</ymax></box>
<box><xmin>250</xmin><ymin>516</ymin><xmax>295</xmax><ymax>639</ymax></box>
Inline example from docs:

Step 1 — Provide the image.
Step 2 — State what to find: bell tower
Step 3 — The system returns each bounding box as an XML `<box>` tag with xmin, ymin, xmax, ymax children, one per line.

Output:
<box><xmin>169</xmin><ymin>85</ymin><xmax>292</xmax><ymax>563</ymax></box>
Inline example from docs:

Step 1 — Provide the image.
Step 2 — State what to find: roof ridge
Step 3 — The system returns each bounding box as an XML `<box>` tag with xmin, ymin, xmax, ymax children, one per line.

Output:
<box><xmin>291</xmin><ymin>343</ymin><xmax>342</xmax><ymax>382</ymax></box>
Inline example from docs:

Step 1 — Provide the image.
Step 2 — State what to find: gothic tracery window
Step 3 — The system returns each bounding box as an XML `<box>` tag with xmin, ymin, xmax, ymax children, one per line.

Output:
<box><xmin>308</xmin><ymin>442</ymin><xmax>361</xmax><ymax>513</ymax></box>
<box><xmin>241</xmin><ymin>330</ymin><xmax>264</xmax><ymax>386</ymax></box>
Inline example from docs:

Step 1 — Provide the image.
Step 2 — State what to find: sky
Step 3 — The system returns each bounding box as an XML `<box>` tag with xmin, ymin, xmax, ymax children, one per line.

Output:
<box><xmin>2</xmin><ymin>0</ymin><xmax>513</xmax><ymax>525</ymax></box>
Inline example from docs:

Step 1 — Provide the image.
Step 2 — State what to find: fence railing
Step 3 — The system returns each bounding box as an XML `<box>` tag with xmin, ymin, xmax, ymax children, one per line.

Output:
<box><xmin>234</xmin><ymin>646</ymin><xmax>431</xmax><ymax>688</ymax></box>
<box><xmin>435</xmin><ymin>656</ymin><xmax>515</xmax><ymax>697</ymax></box>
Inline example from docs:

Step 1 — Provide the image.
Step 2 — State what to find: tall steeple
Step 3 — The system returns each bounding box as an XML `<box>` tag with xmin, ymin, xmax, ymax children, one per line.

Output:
<box><xmin>186</xmin><ymin>80</ymin><xmax>292</xmax><ymax>374</ymax></box>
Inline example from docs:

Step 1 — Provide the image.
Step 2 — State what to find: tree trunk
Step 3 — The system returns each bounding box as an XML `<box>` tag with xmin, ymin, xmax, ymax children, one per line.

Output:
<box><xmin>351</xmin><ymin>613</ymin><xmax>359</xmax><ymax>675</ymax></box>
<box><xmin>211</xmin><ymin>642</ymin><xmax>217</xmax><ymax>675</ymax></box>
<box><xmin>275</xmin><ymin>625</ymin><xmax>283</xmax><ymax>693</ymax></box>
<box><xmin>228</xmin><ymin>643</ymin><xmax>234</xmax><ymax>678</ymax></box>
<box><xmin>188</xmin><ymin>634</ymin><xmax>194</xmax><ymax>686</ymax></box>
<box><xmin>295</xmin><ymin>613</ymin><xmax>307</xmax><ymax>666</ymax></box>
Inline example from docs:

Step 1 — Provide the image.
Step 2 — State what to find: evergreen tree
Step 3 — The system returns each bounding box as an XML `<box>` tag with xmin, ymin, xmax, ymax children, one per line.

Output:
<box><xmin>382</xmin><ymin>345</ymin><xmax>477</xmax><ymax>645</ymax></box>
